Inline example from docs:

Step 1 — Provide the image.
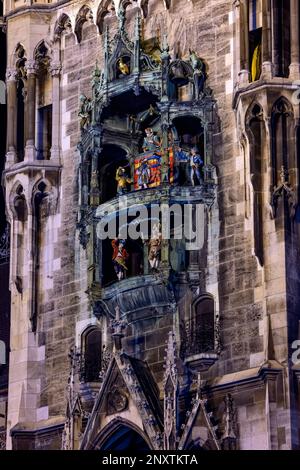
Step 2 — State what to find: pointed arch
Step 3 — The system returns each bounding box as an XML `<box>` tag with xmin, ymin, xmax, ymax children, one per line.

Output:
<box><xmin>271</xmin><ymin>97</ymin><xmax>294</xmax><ymax>188</ymax></box>
<box><xmin>34</xmin><ymin>40</ymin><xmax>52</xmax><ymax>69</ymax></box>
<box><xmin>31</xmin><ymin>178</ymin><xmax>58</xmax><ymax>217</ymax></box>
<box><xmin>140</xmin><ymin>0</ymin><xmax>149</xmax><ymax>18</ymax></box>
<box><xmin>96</xmin><ymin>0</ymin><xmax>116</xmax><ymax>34</ymax></box>
<box><xmin>75</xmin><ymin>5</ymin><xmax>94</xmax><ymax>43</ymax></box>
<box><xmin>92</xmin><ymin>417</ymin><xmax>152</xmax><ymax>450</ymax></box>
<box><xmin>54</xmin><ymin>13</ymin><xmax>73</xmax><ymax>41</ymax></box>
<box><xmin>80</xmin><ymin>325</ymin><xmax>102</xmax><ymax>382</ymax></box>
<box><xmin>187</xmin><ymin>293</ymin><xmax>215</xmax><ymax>354</ymax></box>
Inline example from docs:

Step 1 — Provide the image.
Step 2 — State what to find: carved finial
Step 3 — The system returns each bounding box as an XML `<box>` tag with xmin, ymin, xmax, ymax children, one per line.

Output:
<box><xmin>134</xmin><ymin>7</ymin><xmax>142</xmax><ymax>41</ymax></box>
<box><xmin>161</xmin><ymin>34</ymin><xmax>170</xmax><ymax>59</ymax></box>
<box><xmin>163</xmin><ymin>331</ymin><xmax>178</xmax><ymax>451</ymax></box>
<box><xmin>118</xmin><ymin>3</ymin><xmax>126</xmax><ymax>31</ymax></box>
<box><xmin>221</xmin><ymin>394</ymin><xmax>237</xmax><ymax>450</ymax></box>
<box><xmin>111</xmin><ymin>305</ymin><xmax>127</xmax><ymax>351</ymax></box>
<box><xmin>164</xmin><ymin>330</ymin><xmax>177</xmax><ymax>381</ymax></box>
<box><xmin>104</xmin><ymin>25</ymin><xmax>110</xmax><ymax>55</ymax></box>
<box><xmin>280</xmin><ymin>165</ymin><xmax>288</xmax><ymax>185</ymax></box>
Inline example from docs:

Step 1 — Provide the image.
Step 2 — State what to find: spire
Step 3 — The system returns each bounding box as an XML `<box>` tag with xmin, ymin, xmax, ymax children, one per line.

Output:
<box><xmin>111</xmin><ymin>305</ymin><xmax>127</xmax><ymax>352</ymax></box>
<box><xmin>221</xmin><ymin>394</ymin><xmax>237</xmax><ymax>450</ymax></box>
<box><xmin>163</xmin><ymin>331</ymin><xmax>178</xmax><ymax>450</ymax></box>
<box><xmin>134</xmin><ymin>7</ymin><xmax>142</xmax><ymax>42</ymax></box>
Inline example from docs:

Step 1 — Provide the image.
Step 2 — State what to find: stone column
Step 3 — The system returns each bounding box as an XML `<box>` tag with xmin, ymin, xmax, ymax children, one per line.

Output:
<box><xmin>5</xmin><ymin>68</ymin><xmax>17</xmax><ymax>166</ymax></box>
<box><xmin>261</xmin><ymin>0</ymin><xmax>273</xmax><ymax>78</ymax></box>
<box><xmin>25</xmin><ymin>60</ymin><xmax>37</xmax><ymax>161</ymax></box>
<box><xmin>50</xmin><ymin>61</ymin><xmax>62</xmax><ymax>161</ymax></box>
<box><xmin>289</xmin><ymin>0</ymin><xmax>300</xmax><ymax>78</ymax></box>
<box><xmin>235</xmin><ymin>0</ymin><xmax>249</xmax><ymax>84</ymax></box>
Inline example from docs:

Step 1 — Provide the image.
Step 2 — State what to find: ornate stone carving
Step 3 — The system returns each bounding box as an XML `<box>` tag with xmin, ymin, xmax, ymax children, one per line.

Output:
<box><xmin>221</xmin><ymin>394</ymin><xmax>237</xmax><ymax>450</ymax></box>
<box><xmin>271</xmin><ymin>166</ymin><xmax>297</xmax><ymax>219</ymax></box>
<box><xmin>163</xmin><ymin>331</ymin><xmax>179</xmax><ymax>450</ymax></box>
<box><xmin>106</xmin><ymin>386</ymin><xmax>129</xmax><ymax>415</ymax></box>
<box><xmin>0</xmin><ymin>225</ymin><xmax>10</xmax><ymax>264</ymax></box>
<box><xmin>50</xmin><ymin>62</ymin><xmax>62</xmax><ymax>77</ymax></box>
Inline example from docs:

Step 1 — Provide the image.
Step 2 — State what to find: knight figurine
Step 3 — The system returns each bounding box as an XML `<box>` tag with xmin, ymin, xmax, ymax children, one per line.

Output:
<box><xmin>137</xmin><ymin>158</ymin><xmax>151</xmax><ymax>189</ymax></box>
<box><xmin>189</xmin><ymin>147</ymin><xmax>204</xmax><ymax>186</ymax></box>
<box><xmin>111</xmin><ymin>238</ymin><xmax>129</xmax><ymax>281</ymax></box>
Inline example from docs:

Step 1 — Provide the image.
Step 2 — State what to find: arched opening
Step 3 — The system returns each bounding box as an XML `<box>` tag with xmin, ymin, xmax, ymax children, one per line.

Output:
<box><xmin>82</xmin><ymin>328</ymin><xmax>102</xmax><ymax>382</ymax></box>
<box><xmin>186</xmin><ymin>295</ymin><xmax>215</xmax><ymax>356</ymax></box>
<box><xmin>75</xmin><ymin>5</ymin><xmax>94</xmax><ymax>43</ymax></box>
<box><xmin>271</xmin><ymin>98</ymin><xmax>294</xmax><ymax>188</ymax></box>
<box><xmin>35</xmin><ymin>42</ymin><xmax>52</xmax><ymax>161</ymax></box>
<box><xmin>14</xmin><ymin>43</ymin><xmax>27</xmax><ymax>161</ymax></box>
<box><xmin>13</xmin><ymin>186</ymin><xmax>27</xmax><ymax>295</ymax></box>
<box><xmin>99</xmin><ymin>144</ymin><xmax>130</xmax><ymax>203</ymax></box>
<box><xmin>99</xmin><ymin>424</ymin><xmax>151</xmax><ymax>451</ymax></box>
<box><xmin>248</xmin><ymin>0</ymin><xmax>262</xmax><ymax>82</ymax></box>
<box><xmin>272</xmin><ymin>0</ymin><xmax>291</xmax><ymax>78</ymax></box>
<box><xmin>16</xmin><ymin>80</ymin><xmax>25</xmax><ymax>161</ymax></box>
<box><xmin>172</xmin><ymin>116</ymin><xmax>205</xmax><ymax>186</ymax></box>
<box><xmin>102</xmin><ymin>234</ymin><xmax>144</xmax><ymax>286</ymax></box>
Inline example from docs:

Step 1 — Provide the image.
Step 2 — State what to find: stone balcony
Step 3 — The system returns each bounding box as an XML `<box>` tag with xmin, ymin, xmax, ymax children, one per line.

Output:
<box><xmin>95</xmin><ymin>182</ymin><xmax>216</xmax><ymax>222</ymax></box>
<box><xmin>93</xmin><ymin>274</ymin><xmax>175</xmax><ymax>322</ymax></box>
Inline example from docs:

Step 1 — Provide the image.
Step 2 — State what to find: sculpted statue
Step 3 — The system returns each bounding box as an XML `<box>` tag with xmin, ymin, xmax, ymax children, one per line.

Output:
<box><xmin>78</xmin><ymin>94</ymin><xmax>92</xmax><ymax>130</ymax></box>
<box><xmin>148</xmin><ymin>223</ymin><xmax>162</xmax><ymax>272</ymax></box>
<box><xmin>111</xmin><ymin>238</ymin><xmax>129</xmax><ymax>281</ymax></box>
<box><xmin>137</xmin><ymin>158</ymin><xmax>151</xmax><ymax>189</ymax></box>
<box><xmin>142</xmin><ymin>128</ymin><xmax>161</xmax><ymax>153</ymax></box>
<box><xmin>174</xmin><ymin>146</ymin><xmax>189</xmax><ymax>185</ymax></box>
<box><xmin>115</xmin><ymin>166</ymin><xmax>132</xmax><ymax>195</ymax></box>
<box><xmin>189</xmin><ymin>147</ymin><xmax>204</xmax><ymax>186</ymax></box>
<box><xmin>189</xmin><ymin>50</ymin><xmax>206</xmax><ymax>99</ymax></box>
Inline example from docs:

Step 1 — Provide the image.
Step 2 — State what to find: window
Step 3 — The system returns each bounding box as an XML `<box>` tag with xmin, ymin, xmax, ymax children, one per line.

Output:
<box><xmin>82</xmin><ymin>329</ymin><xmax>102</xmax><ymax>382</ymax></box>
<box><xmin>249</xmin><ymin>0</ymin><xmax>262</xmax><ymax>82</ymax></box>
<box><xmin>186</xmin><ymin>295</ymin><xmax>215</xmax><ymax>355</ymax></box>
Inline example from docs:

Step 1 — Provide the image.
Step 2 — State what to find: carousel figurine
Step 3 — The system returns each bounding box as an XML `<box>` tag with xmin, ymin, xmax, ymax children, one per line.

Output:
<box><xmin>111</xmin><ymin>238</ymin><xmax>129</xmax><ymax>281</ymax></box>
<box><xmin>142</xmin><ymin>128</ymin><xmax>161</xmax><ymax>153</ymax></box>
<box><xmin>148</xmin><ymin>223</ymin><xmax>162</xmax><ymax>272</ymax></box>
<box><xmin>174</xmin><ymin>146</ymin><xmax>189</xmax><ymax>185</ymax></box>
<box><xmin>189</xmin><ymin>147</ymin><xmax>204</xmax><ymax>186</ymax></box>
<box><xmin>137</xmin><ymin>158</ymin><xmax>151</xmax><ymax>189</ymax></box>
<box><xmin>115</xmin><ymin>166</ymin><xmax>132</xmax><ymax>195</ymax></box>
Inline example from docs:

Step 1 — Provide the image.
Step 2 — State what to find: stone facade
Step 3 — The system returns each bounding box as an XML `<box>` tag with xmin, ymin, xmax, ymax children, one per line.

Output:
<box><xmin>0</xmin><ymin>0</ymin><xmax>300</xmax><ymax>451</ymax></box>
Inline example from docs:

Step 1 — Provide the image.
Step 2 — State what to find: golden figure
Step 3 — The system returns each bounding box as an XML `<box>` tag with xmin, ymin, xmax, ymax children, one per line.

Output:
<box><xmin>117</xmin><ymin>57</ymin><xmax>130</xmax><ymax>75</ymax></box>
<box><xmin>251</xmin><ymin>43</ymin><xmax>262</xmax><ymax>82</ymax></box>
<box><xmin>115</xmin><ymin>166</ymin><xmax>132</xmax><ymax>195</ymax></box>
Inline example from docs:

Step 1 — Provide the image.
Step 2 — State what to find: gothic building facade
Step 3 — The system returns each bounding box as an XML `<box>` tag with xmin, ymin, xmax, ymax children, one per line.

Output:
<box><xmin>1</xmin><ymin>0</ymin><xmax>300</xmax><ymax>451</ymax></box>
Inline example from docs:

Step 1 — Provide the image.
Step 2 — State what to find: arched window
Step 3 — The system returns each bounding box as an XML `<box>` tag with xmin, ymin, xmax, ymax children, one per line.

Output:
<box><xmin>271</xmin><ymin>98</ymin><xmax>295</xmax><ymax>188</ymax></box>
<box><xmin>35</xmin><ymin>42</ymin><xmax>52</xmax><ymax>160</ymax></box>
<box><xmin>187</xmin><ymin>295</ymin><xmax>215</xmax><ymax>355</ymax></box>
<box><xmin>14</xmin><ymin>44</ymin><xmax>27</xmax><ymax>161</ymax></box>
<box><xmin>272</xmin><ymin>0</ymin><xmax>291</xmax><ymax>78</ymax></box>
<box><xmin>248</xmin><ymin>0</ymin><xmax>262</xmax><ymax>82</ymax></box>
<box><xmin>82</xmin><ymin>328</ymin><xmax>102</xmax><ymax>382</ymax></box>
